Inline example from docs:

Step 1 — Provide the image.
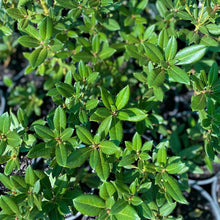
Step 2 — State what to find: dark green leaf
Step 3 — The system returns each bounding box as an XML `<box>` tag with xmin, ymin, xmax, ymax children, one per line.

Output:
<box><xmin>167</xmin><ymin>66</ymin><xmax>190</xmax><ymax>85</ymax></box>
<box><xmin>115</xmin><ymin>85</ymin><xmax>130</xmax><ymax>110</ymax></box>
<box><xmin>56</xmin><ymin>82</ymin><xmax>75</xmax><ymax>98</ymax></box>
<box><xmin>18</xmin><ymin>35</ymin><xmax>40</xmax><ymax>47</ymax></box>
<box><xmin>30</xmin><ymin>47</ymin><xmax>48</xmax><ymax>68</ymax></box>
<box><xmin>53</xmin><ymin>106</ymin><xmax>66</xmax><ymax>133</ymax></box>
<box><xmin>76</xmin><ymin>126</ymin><xmax>93</xmax><ymax>145</ymax></box>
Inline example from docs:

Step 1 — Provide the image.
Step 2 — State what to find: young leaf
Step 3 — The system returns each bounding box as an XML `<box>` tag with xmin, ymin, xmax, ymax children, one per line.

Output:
<box><xmin>76</xmin><ymin>126</ymin><xmax>93</xmax><ymax>145</ymax></box>
<box><xmin>132</xmin><ymin>132</ymin><xmax>142</xmax><ymax>151</ymax></box>
<box><xmin>73</xmin><ymin>195</ymin><xmax>105</xmax><ymax>216</ymax></box>
<box><xmin>115</xmin><ymin>85</ymin><xmax>130</xmax><ymax>110</ymax></box>
<box><xmin>175</xmin><ymin>45</ymin><xmax>207</xmax><ymax>65</ymax></box>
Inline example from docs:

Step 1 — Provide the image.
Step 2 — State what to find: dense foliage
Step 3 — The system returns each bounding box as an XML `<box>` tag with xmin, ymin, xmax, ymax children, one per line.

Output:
<box><xmin>0</xmin><ymin>0</ymin><xmax>220</xmax><ymax>219</ymax></box>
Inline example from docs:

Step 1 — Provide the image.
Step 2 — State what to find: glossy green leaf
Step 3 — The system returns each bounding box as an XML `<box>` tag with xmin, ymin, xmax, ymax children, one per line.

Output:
<box><xmin>73</xmin><ymin>195</ymin><xmax>105</xmax><ymax>216</ymax></box>
<box><xmin>99</xmin><ymin>47</ymin><xmax>116</xmax><ymax>60</ymax></box>
<box><xmin>97</xmin><ymin>115</ymin><xmax>113</xmax><ymax>138</ymax></box>
<box><xmin>30</xmin><ymin>47</ymin><xmax>48</xmax><ymax>68</ymax></box>
<box><xmin>164</xmin><ymin>175</ymin><xmax>188</xmax><ymax>204</ymax></box>
<box><xmin>0</xmin><ymin>112</ymin><xmax>10</xmax><ymax>134</ymax></box>
<box><xmin>56</xmin><ymin>144</ymin><xmax>67</xmax><ymax>166</ymax></box>
<box><xmin>56</xmin><ymin>82</ymin><xmax>75</xmax><ymax>98</ymax></box>
<box><xmin>191</xmin><ymin>94</ymin><xmax>206</xmax><ymax>111</ymax></box>
<box><xmin>61</xmin><ymin>128</ymin><xmax>74</xmax><ymax>141</ymax></box>
<box><xmin>160</xmin><ymin>202</ymin><xmax>176</xmax><ymax>216</ymax></box>
<box><xmin>89</xmin><ymin>149</ymin><xmax>99</xmax><ymax>169</ymax></box>
<box><xmin>56</xmin><ymin>0</ymin><xmax>77</xmax><ymax>8</ymax></box>
<box><xmin>99</xmin><ymin>182</ymin><xmax>115</xmax><ymax>199</ymax></box>
<box><xmin>206</xmin><ymin>24</ymin><xmax>220</xmax><ymax>35</ymax></box>
<box><xmin>90</xmin><ymin>108</ymin><xmax>111</xmax><ymax>122</ymax></box>
<box><xmin>110</xmin><ymin>200</ymin><xmax>127</xmax><ymax>214</ymax></box>
<box><xmin>99</xmin><ymin>140</ymin><xmax>120</xmax><ymax>155</ymax></box>
<box><xmin>95</xmin><ymin>150</ymin><xmax>110</xmax><ymax>181</ymax></box>
<box><xmin>118</xmin><ymin>154</ymin><xmax>136</xmax><ymax>166</ymax></box>
<box><xmin>208</xmin><ymin>62</ymin><xmax>218</xmax><ymax>86</ymax></box>
<box><xmin>66</xmin><ymin>147</ymin><xmax>91</xmax><ymax>168</ymax></box>
<box><xmin>109</xmin><ymin>118</ymin><xmax>123</xmax><ymax>144</ymax></box>
<box><xmin>115</xmin><ymin>85</ymin><xmax>130</xmax><ymax>110</ymax></box>
<box><xmin>7</xmin><ymin>131</ymin><xmax>21</xmax><ymax>147</ymax></box>
<box><xmin>18</xmin><ymin>35</ymin><xmax>40</xmax><ymax>47</ymax></box>
<box><xmin>166</xmin><ymin>162</ymin><xmax>188</xmax><ymax>174</ymax></box>
<box><xmin>54</xmin><ymin>106</ymin><xmax>66</xmax><ymax>133</ymax></box>
<box><xmin>165</xmin><ymin>36</ymin><xmax>177</xmax><ymax>61</ymax></box>
<box><xmin>143</xmin><ymin>42</ymin><xmax>164</xmax><ymax>63</ymax></box>
<box><xmin>114</xmin><ymin>205</ymin><xmax>140</xmax><ymax>220</ymax></box>
<box><xmin>148</xmin><ymin>69</ymin><xmax>165</xmax><ymax>87</ymax></box>
<box><xmin>17</xmin><ymin>108</ymin><xmax>28</xmax><ymax>128</ymax></box>
<box><xmin>100</xmin><ymin>87</ymin><xmax>114</xmax><ymax>110</ymax></box>
<box><xmin>27</xmin><ymin>143</ymin><xmax>51</xmax><ymax>158</ymax></box>
<box><xmin>132</xmin><ymin>132</ymin><xmax>142</xmax><ymax>151</ymax></box>
<box><xmin>0</xmin><ymin>195</ymin><xmax>19</xmax><ymax>214</ymax></box>
<box><xmin>7</xmin><ymin>8</ymin><xmax>26</xmax><ymax>19</ymax></box>
<box><xmin>175</xmin><ymin>45</ymin><xmax>207</xmax><ymax>65</ymax></box>
<box><xmin>25</xmin><ymin>165</ymin><xmax>37</xmax><ymax>186</ymax></box>
<box><xmin>0</xmin><ymin>173</ymin><xmax>13</xmax><ymax>190</ymax></box>
<box><xmin>167</xmin><ymin>66</ymin><xmax>190</xmax><ymax>85</ymax></box>
<box><xmin>158</xmin><ymin>28</ymin><xmax>168</xmax><ymax>50</ymax></box>
<box><xmin>117</xmin><ymin>108</ymin><xmax>147</xmax><ymax>122</ymax></box>
<box><xmin>39</xmin><ymin>17</ymin><xmax>53</xmax><ymax>40</ymax></box>
<box><xmin>157</xmin><ymin>146</ymin><xmax>167</xmax><ymax>165</ymax></box>
<box><xmin>103</xmin><ymin>19</ymin><xmax>120</xmax><ymax>31</ymax></box>
<box><xmin>34</xmin><ymin>125</ymin><xmax>54</xmax><ymax>140</ymax></box>
<box><xmin>76</xmin><ymin>126</ymin><xmax>93</xmax><ymax>145</ymax></box>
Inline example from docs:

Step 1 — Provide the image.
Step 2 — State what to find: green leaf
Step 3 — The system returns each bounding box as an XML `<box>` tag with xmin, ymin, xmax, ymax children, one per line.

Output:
<box><xmin>25</xmin><ymin>165</ymin><xmax>37</xmax><ymax>186</ymax></box>
<box><xmin>99</xmin><ymin>47</ymin><xmax>116</xmax><ymax>60</ymax></box>
<box><xmin>61</xmin><ymin>128</ymin><xmax>74</xmax><ymax>141</ymax></box>
<box><xmin>97</xmin><ymin>115</ymin><xmax>113</xmax><ymax>138</ymax></box>
<box><xmin>99</xmin><ymin>141</ymin><xmax>120</xmax><ymax>155</ymax></box>
<box><xmin>18</xmin><ymin>35</ymin><xmax>40</xmax><ymax>47</ymax></box>
<box><xmin>56</xmin><ymin>144</ymin><xmax>67</xmax><ymax>166</ymax></box>
<box><xmin>66</xmin><ymin>147</ymin><xmax>91</xmax><ymax>168</ymax></box>
<box><xmin>39</xmin><ymin>17</ymin><xmax>53</xmax><ymax>40</ymax></box>
<box><xmin>86</xmin><ymin>99</ymin><xmax>99</xmax><ymax>110</ymax></box>
<box><xmin>17</xmin><ymin>108</ymin><xmax>28</xmax><ymax>128</ymax></box>
<box><xmin>0</xmin><ymin>112</ymin><xmax>10</xmax><ymax>134</ymax></box>
<box><xmin>95</xmin><ymin>150</ymin><xmax>110</xmax><ymax>181</ymax></box>
<box><xmin>99</xmin><ymin>182</ymin><xmax>115</xmax><ymax>199</ymax></box>
<box><xmin>34</xmin><ymin>125</ymin><xmax>54</xmax><ymax>140</ymax></box>
<box><xmin>143</xmin><ymin>42</ymin><xmax>164</xmax><ymax>63</ymax></box>
<box><xmin>100</xmin><ymin>87</ymin><xmax>114</xmax><ymax>110</ymax></box>
<box><xmin>110</xmin><ymin>200</ymin><xmax>127</xmax><ymax>214</ymax></box>
<box><xmin>136</xmin><ymin>0</ymin><xmax>149</xmax><ymax>13</ymax></box>
<box><xmin>165</xmin><ymin>36</ymin><xmax>177</xmax><ymax>61</ymax></box>
<box><xmin>167</xmin><ymin>66</ymin><xmax>190</xmax><ymax>85</ymax></box>
<box><xmin>139</xmin><ymin>202</ymin><xmax>153</xmax><ymax>219</ymax></box>
<box><xmin>103</xmin><ymin>19</ymin><xmax>120</xmax><ymax>31</ymax></box>
<box><xmin>7</xmin><ymin>8</ymin><xmax>26</xmax><ymax>19</ymax></box>
<box><xmin>114</xmin><ymin>205</ymin><xmax>140</xmax><ymax>220</ymax></box>
<box><xmin>53</xmin><ymin>106</ymin><xmax>66</xmax><ymax>133</ymax></box>
<box><xmin>206</xmin><ymin>24</ymin><xmax>220</xmax><ymax>35</ymax></box>
<box><xmin>90</xmin><ymin>108</ymin><xmax>111</xmax><ymax>122</ymax></box>
<box><xmin>92</xmin><ymin>35</ymin><xmax>100</xmax><ymax>53</ymax></box>
<box><xmin>76</xmin><ymin>126</ymin><xmax>93</xmax><ymax>145</ymax></box>
<box><xmin>148</xmin><ymin>69</ymin><xmax>165</xmax><ymax>87</ymax></box>
<box><xmin>132</xmin><ymin>132</ymin><xmax>142</xmax><ymax>151</ymax></box>
<box><xmin>115</xmin><ymin>85</ymin><xmax>130</xmax><ymax>110</ymax></box>
<box><xmin>78</xmin><ymin>60</ymin><xmax>86</xmax><ymax>78</ymax></box>
<box><xmin>164</xmin><ymin>175</ymin><xmax>188</xmax><ymax>204</ymax></box>
<box><xmin>208</xmin><ymin>62</ymin><xmax>218</xmax><ymax>86</ymax></box>
<box><xmin>27</xmin><ymin>143</ymin><xmax>51</xmax><ymax>158</ymax></box>
<box><xmin>191</xmin><ymin>94</ymin><xmax>206</xmax><ymax>111</ymax></box>
<box><xmin>117</xmin><ymin>108</ymin><xmax>147</xmax><ymax>122</ymax></box>
<box><xmin>166</xmin><ymin>163</ymin><xmax>188</xmax><ymax>174</ymax></box>
<box><xmin>158</xmin><ymin>28</ymin><xmax>168</xmax><ymax>50</ymax></box>
<box><xmin>73</xmin><ymin>195</ymin><xmax>105</xmax><ymax>216</ymax></box>
<box><xmin>56</xmin><ymin>0</ymin><xmax>77</xmax><ymax>8</ymax></box>
<box><xmin>126</xmin><ymin>45</ymin><xmax>148</xmax><ymax>64</ymax></box>
<box><xmin>157</xmin><ymin>146</ymin><xmax>167</xmax><ymax>166</ymax></box>
<box><xmin>118</xmin><ymin>154</ymin><xmax>136</xmax><ymax>167</ymax></box>
<box><xmin>160</xmin><ymin>202</ymin><xmax>176</xmax><ymax>216</ymax></box>
<box><xmin>89</xmin><ymin>149</ymin><xmax>99</xmax><ymax>169</ymax></box>
<box><xmin>6</xmin><ymin>131</ymin><xmax>21</xmax><ymax>147</ymax></box>
<box><xmin>0</xmin><ymin>195</ymin><xmax>19</xmax><ymax>214</ymax></box>
<box><xmin>109</xmin><ymin>118</ymin><xmax>123</xmax><ymax>144</ymax></box>
<box><xmin>56</xmin><ymin>82</ymin><xmax>75</xmax><ymax>98</ymax></box>
<box><xmin>4</xmin><ymin>158</ymin><xmax>18</xmax><ymax>175</ymax></box>
<box><xmin>30</xmin><ymin>47</ymin><xmax>48</xmax><ymax>68</ymax></box>
<box><xmin>175</xmin><ymin>45</ymin><xmax>207</xmax><ymax>65</ymax></box>
<box><xmin>0</xmin><ymin>174</ymin><xmax>13</xmax><ymax>190</ymax></box>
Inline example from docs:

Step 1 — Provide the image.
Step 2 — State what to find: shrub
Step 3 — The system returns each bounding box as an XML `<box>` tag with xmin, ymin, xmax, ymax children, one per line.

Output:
<box><xmin>0</xmin><ymin>0</ymin><xmax>219</xmax><ymax>219</ymax></box>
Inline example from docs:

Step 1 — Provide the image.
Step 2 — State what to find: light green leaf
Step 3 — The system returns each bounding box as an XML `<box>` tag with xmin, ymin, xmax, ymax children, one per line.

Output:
<box><xmin>103</xmin><ymin>19</ymin><xmax>120</xmax><ymax>31</ymax></box>
<box><xmin>53</xmin><ymin>106</ymin><xmax>66</xmax><ymax>133</ymax></box>
<box><xmin>167</xmin><ymin>66</ymin><xmax>190</xmax><ymax>85</ymax></box>
<box><xmin>99</xmin><ymin>47</ymin><xmax>116</xmax><ymax>60</ymax></box>
<box><xmin>160</xmin><ymin>202</ymin><xmax>176</xmax><ymax>216</ymax></box>
<box><xmin>34</xmin><ymin>125</ymin><xmax>54</xmax><ymax>140</ymax></box>
<box><xmin>117</xmin><ymin>108</ymin><xmax>147</xmax><ymax>122</ymax></box>
<box><xmin>76</xmin><ymin>126</ymin><xmax>93</xmax><ymax>145</ymax></box>
<box><xmin>0</xmin><ymin>112</ymin><xmax>11</xmax><ymax>134</ymax></box>
<box><xmin>191</xmin><ymin>94</ymin><xmax>206</xmax><ymax>111</ymax></box>
<box><xmin>18</xmin><ymin>35</ymin><xmax>40</xmax><ymax>47</ymax></box>
<box><xmin>30</xmin><ymin>47</ymin><xmax>48</xmax><ymax>68</ymax></box>
<box><xmin>132</xmin><ymin>132</ymin><xmax>142</xmax><ymax>151</ymax></box>
<box><xmin>99</xmin><ymin>141</ymin><xmax>120</xmax><ymax>155</ymax></box>
<box><xmin>114</xmin><ymin>205</ymin><xmax>140</xmax><ymax>220</ymax></box>
<box><xmin>56</xmin><ymin>82</ymin><xmax>75</xmax><ymax>98</ymax></box>
<box><xmin>73</xmin><ymin>195</ymin><xmax>105</xmax><ymax>216</ymax></box>
<box><xmin>157</xmin><ymin>146</ymin><xmax>167</xmax><ymax>166</ymax></box>
<box><xmin>166</xmin><ymin>163</ymin><xmax>188</xmax><ymax>174</ymax></box>
<box><xmin>39</xmin><ymin>16</ymin><xmax>53</xmax><ymax>40</ymax></box>
<box><xmin>25</xmin><ymin>165</ymin><xmax>37</xmax><ymax>186</ymax></box>
<box><xmin>109</xmin><ymin>118</ymin><xmax>123</xmax><ymax>144</ymax></box>
<box><xmin>90</xmin><ymin>108</ymin><xmax>111</xmax><ymax>122</ymax></box>
<box><xmin>115</xmin><ymin>85</ymin><xmax>130</xmax><ymax>110</ymax></box>
<box><xmin>143</xmin><ymin>42</ymin><xmax>164</xmax><ymax>63</ymax></box>
<box><xmin>175</xmin><ymin>45</ymin><xmax>207</xmax><ymax>65</ymax></box>
<box><xmin>99</xmin><ymin>182</ymin><xmax>115</xmax><ymax>199</ymax></box>
<box><xmin>86</xmin><ymin>99</ymin><xmax>99</xmax><ymax>110</ymax></box>
<box><xmin>56</xmin><ymin>144</ymin><xmax>67</xmax><ymax>166</ymax></box>
<box><xmin>110</xmin><ymin>200</ymin><xmax>127</xmax><ymax>214</ymax></box>
<box><xmin>100</xmin><ymin>87</ymin><xmax>114</xmax><ymax>110</ymax></box>
<box><xmin>6</xmin><ymin>131</ymin><xmax>21</xmax><ymax>147</ymax></box>
<box><xmin>165</xmin><ymin>36</ymin><xmax>177</xmax><ymax>61</ymax></box>
<box><xmin>0</xmin><ymin>195</ymin><xmax>19</xmax><ymax>214</ymax></box>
